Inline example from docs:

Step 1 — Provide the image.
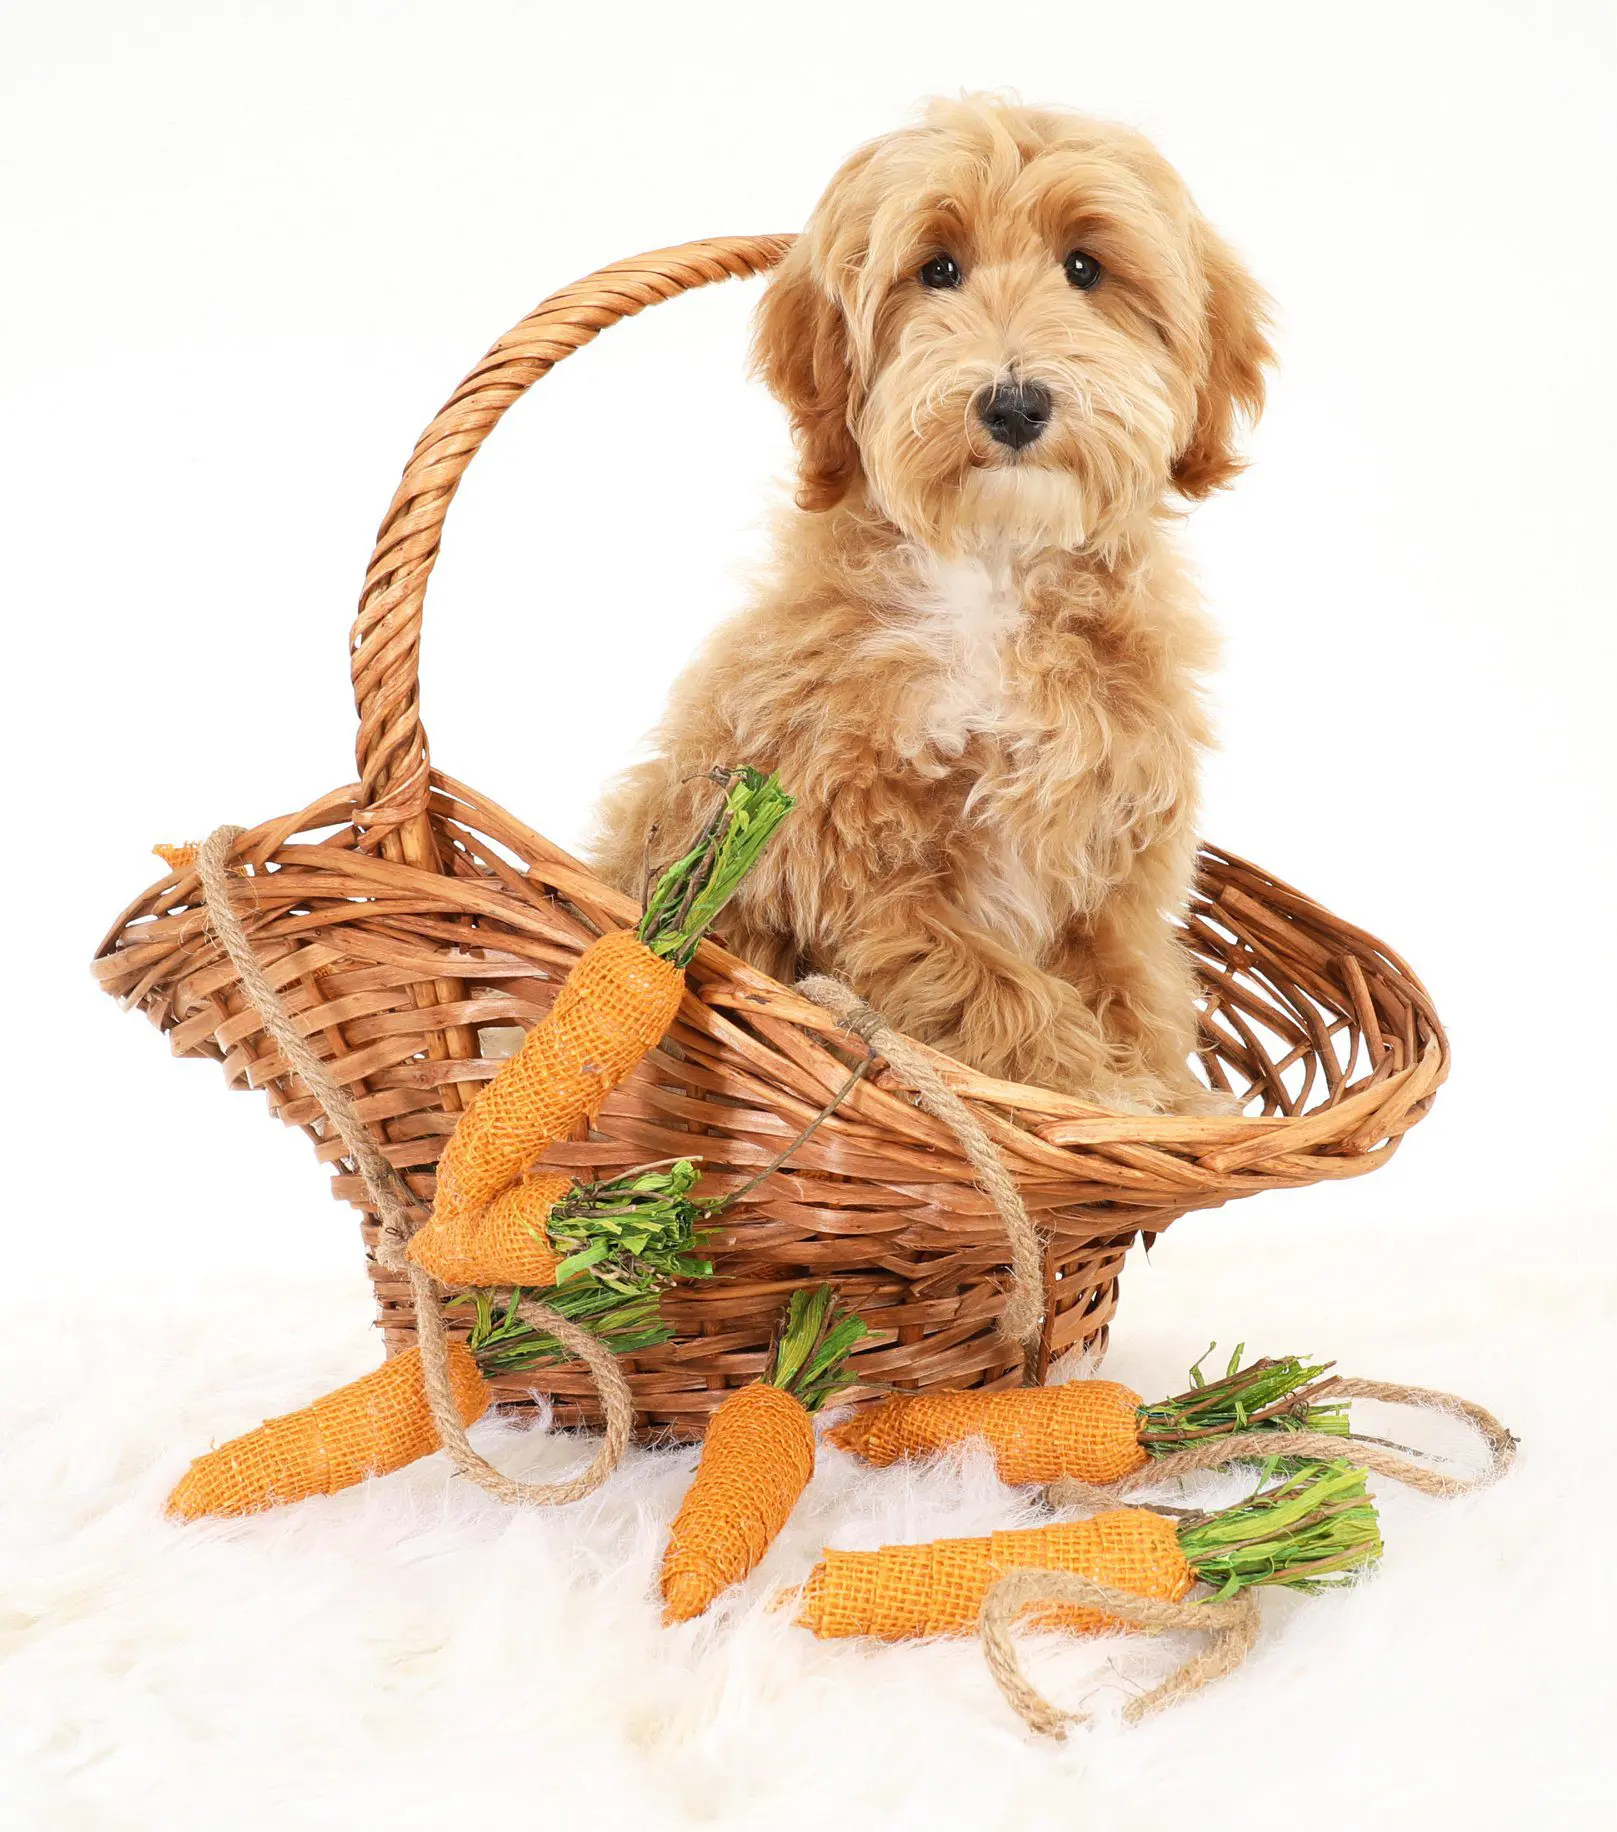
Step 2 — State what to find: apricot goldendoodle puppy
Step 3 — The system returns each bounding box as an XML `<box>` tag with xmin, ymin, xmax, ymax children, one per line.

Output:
<box><xmin>592</xmin><ymin>95</ymin><xmax>1273</xmax><ymax>1112</ymax></box>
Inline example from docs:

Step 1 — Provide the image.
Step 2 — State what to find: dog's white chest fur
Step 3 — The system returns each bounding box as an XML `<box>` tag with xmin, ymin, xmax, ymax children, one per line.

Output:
<box><xmin>878</xmin><ymin>552</ymin><xmax>1066</xmax><ymax>952</ymax></box>
<box><xmin>888</xmin><ymin>551</ymin><xmax>1028</xmax><ymax>756</ymax></box>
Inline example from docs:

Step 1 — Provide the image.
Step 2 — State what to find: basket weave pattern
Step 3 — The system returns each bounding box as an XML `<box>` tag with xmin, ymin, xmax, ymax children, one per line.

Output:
<box><xmin>94</xmin><ymin>236</ymin><xmax>1447</xmax><ymax>1440</ymax></box>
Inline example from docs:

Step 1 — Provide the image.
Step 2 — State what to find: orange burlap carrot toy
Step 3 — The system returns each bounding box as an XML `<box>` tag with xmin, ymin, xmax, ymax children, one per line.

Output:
<box><xmin>430</xmin><ymin>767</ymin><xmax>793</xmax><ymax>1229</ymax></box>
<box><xmin>408</xmin><ymin>1171</ymin><xmax>578</xmax><ymax>1285</ymax></box>
<box><xmin>167</xmin><ymin>1165</ymin><xmax>708</xmax><ymax>1520</ymax></box>
<box><xmin>794</xmin><ymin>1459</ymin><xmax>1380</xmax><ymax>1641</ymax></box>
<box><xmin>167</xmin><ymin>1340</ymin><xmax>491</xmax><ymax>1520</ymax></box>
<box><xmin>827</xmin><ymin>1345</ymin><xmax>1350</xmax><ymax>1485</ymax></box>
<box><xmin>432</xmin><ymin>932</ymin><xmax>685</xmax><ymax>1218</ymax></box>
<box><xmin>661</xmin><ymin>1285</ymin><xmax>867</xmax><ymax>1623</ymax></box>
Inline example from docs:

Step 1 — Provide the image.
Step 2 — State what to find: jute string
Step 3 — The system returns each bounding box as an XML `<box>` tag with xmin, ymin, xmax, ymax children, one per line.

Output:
<box><xmin>980</xmin><ymin>1572</ymin><xmax>1261</xmax><ymax>1736</ymax></box>
<box><xmin>797</xmin><ymin>976</ymin><xmax>1045</xmax><ymax>1353</ymax></box>
<box><xmin>198</xmin><ymin>825</ymin><xmax>632</xmax><ymax>1506</ymax></box>
<box><xmin>1044</xmin><ymin>1374</ymin><xmax>1518</xmax><ymax>1513</ymax></box>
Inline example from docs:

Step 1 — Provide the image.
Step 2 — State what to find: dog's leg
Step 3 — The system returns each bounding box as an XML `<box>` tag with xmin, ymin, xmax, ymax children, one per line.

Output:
<box><xmin>1047</xmin><ymin>858</ymin><xmax>1230</xmax><ymax>1115</ymax></box>
<box><xmin>824</xmin><ymin>898</ymin><xmax>1155</xmax><ymax>1106</ymax></box>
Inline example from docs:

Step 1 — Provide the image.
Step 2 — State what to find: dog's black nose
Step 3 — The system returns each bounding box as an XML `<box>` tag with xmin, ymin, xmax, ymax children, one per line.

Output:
<box><xmin>978</xmin><ymin>379</ymin><xmax>1052</xmax><ymax>450</ymax></box>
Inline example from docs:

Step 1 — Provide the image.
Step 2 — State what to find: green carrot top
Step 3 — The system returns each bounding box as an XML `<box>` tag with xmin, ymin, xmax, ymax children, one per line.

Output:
<box><xmin>637</xmin><ymin>767</ymin><xmax>794</xmax><ymax>966</ymax></box>
<box><xmin>461</xmin><ymin>1160</ymin><xmax>712</xmax><ymax>1373</ymax></box>
<box><xmin>766</xmin><ymin>1284</ymin><xmax>869</xmax><ymax>1413</ymax></box>
<box><xmin>1135</xmin><ymin>1343</ymin><xmax>1351</xmax><ymax>1456</ymax></box>
<box><xmin>1177</xmin><ymin>1458</ymin><xmax>1383</xmax><ymax>1598</ymax></box>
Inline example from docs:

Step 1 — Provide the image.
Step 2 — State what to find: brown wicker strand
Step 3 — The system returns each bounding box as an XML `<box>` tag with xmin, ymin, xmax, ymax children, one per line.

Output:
<box><xmin>198</xmin><ymin>824</ymin><xmax>632</xmax><ymax>1505</ymax></box>
<box><xmin>798</xmin><ymin>975</ymin><xmax>1047</xmax><ymax>1354</ymax></box>
<box><xmin>979</xmin><ymin>1571</ymin><xmax>1261</xmax><ymax>1735</ymax></box>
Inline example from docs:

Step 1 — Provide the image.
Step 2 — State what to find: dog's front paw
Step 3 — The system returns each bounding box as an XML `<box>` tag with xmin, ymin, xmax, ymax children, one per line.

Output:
<box><xmin>1072</xmin><ymin>1073</ymin><xmax>1176</xmax><ymax>1116</ymax></box>
<box><xmin>1171</xmin><ymin>1084</ymin><xmax>1247</xmax><ymax>1118</ymax></box>
<box><xmin>1101</xmin><ymin>1087</ymin><xmax>1170</xmax><ymax>1116</ymax></box>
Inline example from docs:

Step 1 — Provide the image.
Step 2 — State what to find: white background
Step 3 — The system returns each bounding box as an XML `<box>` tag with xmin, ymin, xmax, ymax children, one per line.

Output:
<box><xmin>4</xmin><ymin>4</ymin><xmax>1614</xmax><ymax>1827</ymax></box>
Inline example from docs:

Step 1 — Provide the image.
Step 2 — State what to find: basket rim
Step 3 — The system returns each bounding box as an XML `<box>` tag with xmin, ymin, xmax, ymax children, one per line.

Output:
<box><xmin>95</xmin><ymin>769</ymin><xmax>1449</xmax><ymax>1175</ymax></box>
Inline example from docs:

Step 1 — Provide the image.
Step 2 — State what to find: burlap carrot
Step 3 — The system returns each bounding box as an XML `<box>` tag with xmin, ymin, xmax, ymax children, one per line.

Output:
<box><xmin>794</xmin><ymin>1458</ymin><xmax>1380</xmax><ymax>1641</ymax></box>
<box><xmin>408</xmin><ymin>1171</ymin><xmax>576</xmax><ymax>1285</ymax></box>
<box><xmin>168</xmin><ymin>1165</ymin><xmax>708</xmax><ymax>1520</ymax></box>
<box><xmin>661</xmin><ymin>1285</ymin><xmax>867</xmax><ymax>1624</ymax></box>
<box><xmin>432</xmin><ymin>767</ymin><xmax>793</xmax><ymax>1222</ymax></box>
<box><xmin>827</xmin><ymin>1344</ymin><xmax>1349</xmax><ymax>1485</ymax></box>
<box><xmin>407</xmin><ymin>1160</ymin><xmax>711</xmax><ymax>1292</ymax></box>
<box><xmin>167</xmin><ymin>1339</ymin><xmax>492</xmax><ymax>1520</ymax></box>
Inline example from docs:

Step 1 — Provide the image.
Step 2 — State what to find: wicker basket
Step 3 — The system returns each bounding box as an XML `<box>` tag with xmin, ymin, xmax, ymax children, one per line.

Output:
<box><xmin>93</xmin><ymin>235</ymin><xmax>1447</xmax><ymax>1441</ymax></box>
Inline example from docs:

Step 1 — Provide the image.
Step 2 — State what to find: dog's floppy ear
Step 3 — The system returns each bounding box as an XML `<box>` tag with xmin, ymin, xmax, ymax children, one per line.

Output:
<box><xmin>752</xmin><ymin>241</ymin><xmax>860</xmax><ymax>512</ymax></box>
<box><xmin>1172</xmin><ymin>228</ymin><xmax>1274</xmax><ymax>500</ymax></box>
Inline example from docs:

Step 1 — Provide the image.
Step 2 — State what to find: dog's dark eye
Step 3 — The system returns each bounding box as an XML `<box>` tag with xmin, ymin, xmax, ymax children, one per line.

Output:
<box><xmin>918</xmin><ymin>254</ymin><xmax>962</xmax><ymax>289</ymax></box>
<box><xmin>1064</xmin><ymin>249</ymin><xmax>1103</xmax><ymax>291</ymax></box>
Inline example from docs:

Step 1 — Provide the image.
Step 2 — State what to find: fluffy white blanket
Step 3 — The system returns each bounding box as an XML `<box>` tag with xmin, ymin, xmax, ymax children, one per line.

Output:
<box><xmin>3</xmin><ymin>1210</ymin><xmax>1605</xmax><ymax>1830</ymax></box>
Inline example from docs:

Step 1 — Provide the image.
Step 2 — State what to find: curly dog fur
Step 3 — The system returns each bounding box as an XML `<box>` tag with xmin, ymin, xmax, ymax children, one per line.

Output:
<box><xmin>592</xmin><ymin>95</ymin><xmax>1273</xmax><ymax>1111</ymax></box>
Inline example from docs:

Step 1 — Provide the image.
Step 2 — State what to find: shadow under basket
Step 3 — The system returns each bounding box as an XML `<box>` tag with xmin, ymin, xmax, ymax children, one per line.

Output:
<box><xmin>93</xmin><ymin>236</ymin><xmax>1448</xmax><ymax>1442</ymax></box>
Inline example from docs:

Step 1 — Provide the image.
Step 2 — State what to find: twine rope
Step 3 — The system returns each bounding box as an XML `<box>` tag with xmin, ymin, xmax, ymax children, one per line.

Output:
<box><xmin>197</xmin><ymin>829</ymin><xmax>419</xmax><ymax>1268</ymax></box>
<box><xmin>1044</xmin><ymin>1374</ymin><xmax>1518</xmax><ymax>1512</ymax></box>
<box><xmin>198</xmin><ymin>825</ymin><xmax>632</xmax><ymax>1506</ymax></box>
<box><xmin>980</xmin><ymin>1571</ymin><xmax>1260</xmax><ymax>1736</ymax></box>
<box><xmin>797</xmin><ymin>976</ymin><xmax>1046</xmax><ymax>1352</ymax></box>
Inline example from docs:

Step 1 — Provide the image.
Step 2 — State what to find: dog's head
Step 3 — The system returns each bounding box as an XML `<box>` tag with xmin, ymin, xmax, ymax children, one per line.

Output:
<box><xmin>754</xmin><ymin>96</ymin><xmax>1273</xmax><ymax>555</ymax></box>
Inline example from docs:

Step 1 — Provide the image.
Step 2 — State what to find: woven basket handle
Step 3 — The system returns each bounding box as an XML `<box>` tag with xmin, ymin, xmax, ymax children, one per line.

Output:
<box><xmin>348</xmin><ymin>233</ymin><xmax>794</xmax><ymax>857</ymax></box>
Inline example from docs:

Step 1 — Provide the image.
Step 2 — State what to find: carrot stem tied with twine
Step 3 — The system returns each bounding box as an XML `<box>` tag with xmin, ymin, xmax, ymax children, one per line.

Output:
<box><xmin>1046</xmin><ymin>1372</ymin><xmax>1518</xmax><ymax>1508</ymax></box>
<box><xmin>828</xmin><ymin>1343</ymin><xmax>1350</xmax><ymax>1486</ymax></box>
<box><xmin>975</xmin><ymin>1459</ymin><xmax>1384</xmax><ymax>1735</ymax></box>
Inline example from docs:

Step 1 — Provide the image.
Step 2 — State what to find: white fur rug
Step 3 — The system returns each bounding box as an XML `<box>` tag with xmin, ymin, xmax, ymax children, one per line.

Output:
<box><xmin>4</xmin><ymin>1210</ymin><xmax>1606</xmax><ymax>1830</ymax></box>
